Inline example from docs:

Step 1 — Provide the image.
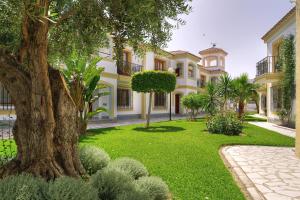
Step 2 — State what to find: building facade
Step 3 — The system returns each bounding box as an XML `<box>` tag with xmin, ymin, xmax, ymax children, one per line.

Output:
<box><xmin>255</xmin><ymin>7</ymin><xmax>296</xmax><ymax>125</ymax></box>
<box><xmin>0</xmin><ymin>43</ymin><xmax>229</xmax><ymax>121</ymax></box>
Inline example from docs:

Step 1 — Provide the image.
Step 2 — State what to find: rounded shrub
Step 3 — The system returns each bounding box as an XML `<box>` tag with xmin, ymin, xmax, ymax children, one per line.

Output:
<box><xmin>0</xmin><ymin>174</ymin><xmax>47</xmax><ymax>200</ymax></box>
<box><xmin>79</xmin><ymin>146</ymin><xmax>110</xmax><ymax>175</ymax></box>
<box><xmin>47</xmin><ymin>176</ymin><xmax>98</xmax><ymax>200</ymax></box>
<box><xmin>206</xmin><ymin>112</ymin><xmax>243</xmax><ymax>135</ymax></box>
<box><xmin>109</xmin><ymin>157</ymin><xmax>149</xmax><ymax>179</ymax></box>
<box><xmin>135</xmin><ymin>176</ymin><xmax>170</xmax><ymax>200</ymax></box>
<box><xmin>91</xmin><ymin>167</ymin><xmax>149</xmax><ymax>200</ymax></box>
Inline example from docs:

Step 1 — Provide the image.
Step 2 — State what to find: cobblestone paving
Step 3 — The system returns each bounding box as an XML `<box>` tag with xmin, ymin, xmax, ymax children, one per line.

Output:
<box><xmin>222</xmin><ymin>146</ymin><xmax>300</xmax><ymax>200</ymax></box>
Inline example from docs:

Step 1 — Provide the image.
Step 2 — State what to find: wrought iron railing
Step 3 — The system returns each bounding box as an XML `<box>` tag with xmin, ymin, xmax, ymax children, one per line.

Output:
<box><xmin>117</xmin><ymin>61</ymin><xmax>143</xmax><ymax>76</ymax></box>
<box><xmin>256</xmin><ymin>56</ymin><xmax>281</xmax><ymax>77</ymax></box>
<box><xmin>0</xmin><ymin>84</ymin><xmax>15</xmax><ymax>165</ymax></box>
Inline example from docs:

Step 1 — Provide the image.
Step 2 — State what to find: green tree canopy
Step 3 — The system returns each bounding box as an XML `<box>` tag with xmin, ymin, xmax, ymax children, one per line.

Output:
<box><xmin>0</xmin><ymin>0</ymin><xmax>192</xmax><ymax>179</ymax></box>
<box><xmin>181</xmin><ymin>93</ymin><xmax>206</xmax><ymax>121</ymax></box>
<box><xmin>132</xmin><ymin>71</ymin><xmax>176</xmax><ymax>93</ymax></box>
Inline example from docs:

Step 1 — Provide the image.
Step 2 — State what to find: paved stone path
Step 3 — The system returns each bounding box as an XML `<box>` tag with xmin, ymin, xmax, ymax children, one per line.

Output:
<box><xmin>248</xmin><ymin>122</ymin><xmax>296</xmax><ymax>138</ymax></box>
<box><xmin>222</xmin><ymin>146</ymin><xmax>300</xmax><ymax>200</ymax></box>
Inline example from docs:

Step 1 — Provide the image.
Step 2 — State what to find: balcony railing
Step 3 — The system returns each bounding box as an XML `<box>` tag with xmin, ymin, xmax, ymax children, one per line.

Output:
<box><xmin>256</xmin><ymin>56</ymin><xmax>281</xmax><ymax>77</ymax></box>
<box><xmin>117</xmin><ymin>61</ymin><xmax>143</xmax><ymax>76</ymax></box>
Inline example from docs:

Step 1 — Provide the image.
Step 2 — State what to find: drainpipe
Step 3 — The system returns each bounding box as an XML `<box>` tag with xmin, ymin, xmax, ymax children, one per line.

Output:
<box><xmin>296</xmin><ymin>0</ymin><xmax>300</xmax><ymax>158</ymax></box>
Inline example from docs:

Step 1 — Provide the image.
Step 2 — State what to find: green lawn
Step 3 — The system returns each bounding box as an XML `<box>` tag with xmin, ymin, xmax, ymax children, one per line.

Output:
<box><xmin>80</xmin><ymin>119</ymin><xmax>294</xmax><ymax>200</ymax></box>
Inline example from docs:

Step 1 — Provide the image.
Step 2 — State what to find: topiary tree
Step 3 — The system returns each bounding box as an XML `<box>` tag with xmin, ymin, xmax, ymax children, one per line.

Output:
<box><xmin>132</xmin><ymin>71</ymin><xmax>176</xmax><ymax>128</ymax></box>
<box><xmin>181</xmin><ymin>93</ymin><xmax>206</xmax><ymax>121</ymax></box>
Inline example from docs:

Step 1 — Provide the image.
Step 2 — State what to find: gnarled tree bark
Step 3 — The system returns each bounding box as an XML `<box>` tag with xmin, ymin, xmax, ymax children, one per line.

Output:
<box><xmin>0</xmin><ymin>50</ymin><xmax>85</xmax><ymax>179</ymax></box>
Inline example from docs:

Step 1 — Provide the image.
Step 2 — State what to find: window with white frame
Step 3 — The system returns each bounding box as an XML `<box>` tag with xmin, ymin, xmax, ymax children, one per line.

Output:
<box><xmin>117</xmin><ymin>88</ymin><xmax>132</xmax><ymax>109</ymax></box>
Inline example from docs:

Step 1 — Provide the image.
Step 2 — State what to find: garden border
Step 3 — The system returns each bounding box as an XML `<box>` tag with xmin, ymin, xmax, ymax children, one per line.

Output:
<box><xmin>219</xmin><ymin>146</ymin><xmax>266</xmax><ymax>200</ymax></box>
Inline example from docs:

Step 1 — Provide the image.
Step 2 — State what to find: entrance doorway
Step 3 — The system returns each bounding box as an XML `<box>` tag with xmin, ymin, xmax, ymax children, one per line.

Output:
<box><xmin>175</xmin><ymin>94</ymin><xmax>181</xmax><ymax>114</ymax></box>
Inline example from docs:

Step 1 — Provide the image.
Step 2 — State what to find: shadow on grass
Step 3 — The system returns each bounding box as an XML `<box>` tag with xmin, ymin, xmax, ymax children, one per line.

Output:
<box><xmin>133</xmin><ymin>126</ymin><xmax>185</xmax><ymax>133</ymax></box>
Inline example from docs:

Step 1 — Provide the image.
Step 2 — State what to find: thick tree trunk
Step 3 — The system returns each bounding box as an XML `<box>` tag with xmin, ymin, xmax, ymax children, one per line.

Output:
<box><xmin>0</xmin><ymin>4</ymin><xmax>85</xmax><ymax>179</ymax></box>
<box><xmin>0</xmin><ymin>51</ymin><xmax>85</xmax><ymax>179</ymax></box>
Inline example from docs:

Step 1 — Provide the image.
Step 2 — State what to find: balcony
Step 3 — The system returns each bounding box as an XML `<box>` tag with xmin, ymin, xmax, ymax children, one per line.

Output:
<box><xmin>117</xmin><ymin>61</ymin><xmax>143</xmax><ymax>76</ymax></box>
<box><xmin>256</xmin><ymin>56</ymin><xmax>281</xmax><ymax>77</ymax></box>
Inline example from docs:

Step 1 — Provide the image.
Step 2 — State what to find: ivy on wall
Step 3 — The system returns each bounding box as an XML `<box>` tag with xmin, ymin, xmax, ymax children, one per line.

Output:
<box><xmin>279</xmin><ymin>35</ymin><xmax>295</xmax><ymax>125</ymax></box>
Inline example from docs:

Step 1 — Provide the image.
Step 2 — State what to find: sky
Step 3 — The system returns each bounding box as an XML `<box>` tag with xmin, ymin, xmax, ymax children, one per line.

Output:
<box><xmin>166</xmin><ymin>0</ymin><xmax>295</xmax><ymax>78</ymax></box>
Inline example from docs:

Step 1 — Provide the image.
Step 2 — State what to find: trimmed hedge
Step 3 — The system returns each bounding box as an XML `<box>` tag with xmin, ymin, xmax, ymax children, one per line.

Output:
<box><xmin>132</xmin><ymin>71</ymin><xmax>176</xmax><ymax>93</ymax></box>
<box><xmin>0</xmin><ymin>174</ymin><xmax>47</xmax><ymax>200</ymax></box>
<box><xmin>109</xmin><ymin>157</ymin><xmax>149</xmax><ymax>180</ymax></box>
<box><xmin>91</xmin><ymin>167</ymin><xmax>149</xmax><ymax>200</ymax></box>
<box><xmin>135</xmin><ymin>176</ymin><xmax>170</xmax><ymax>200</ymax></box>
<box><xmin>47</xmin><ymin>177</ymin><xmax>98</xmax><ymax>200</ymax></box>
<box><xmin>79</xmin><ymin>146</ymin><xmax>110</xmax><ymax>175</ymax></box>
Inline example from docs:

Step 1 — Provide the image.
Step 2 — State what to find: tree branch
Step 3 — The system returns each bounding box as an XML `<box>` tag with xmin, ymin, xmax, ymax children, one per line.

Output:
<box><xmin>52</xmin><ymin>8</ymin><xmax>76</xmax><ymax>27</ymax></box>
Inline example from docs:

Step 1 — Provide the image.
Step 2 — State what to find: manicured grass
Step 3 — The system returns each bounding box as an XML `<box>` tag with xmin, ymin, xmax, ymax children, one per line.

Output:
<box><xmin>80</xmin><ymin>119</ymin><xmax>294</xmax><ymax>200</ymax></box>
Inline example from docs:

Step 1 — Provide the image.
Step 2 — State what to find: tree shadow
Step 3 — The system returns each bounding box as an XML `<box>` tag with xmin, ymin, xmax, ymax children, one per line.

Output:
<box><xmin>133</xmin><ymin>126</ymin><xmax>185</xmax><ymax>133</ymax></box>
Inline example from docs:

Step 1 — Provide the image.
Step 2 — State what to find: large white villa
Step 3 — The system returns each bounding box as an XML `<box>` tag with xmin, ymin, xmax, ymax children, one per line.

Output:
<box><xmin>255</xmin><ymin>7</ymin><xmax>296</xmax><ymax>125</ymax></box>
<box><xmin>95</xmin><ymin>43</ymin><xmax>227</xmax><ymax>121</ymax></box>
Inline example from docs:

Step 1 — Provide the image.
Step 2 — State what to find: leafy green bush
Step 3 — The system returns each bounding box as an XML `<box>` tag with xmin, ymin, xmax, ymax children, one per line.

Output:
<box><xmin>47</xmin><ymin>176</ymin><xmax>98</xmax><ymax>200</ymax></box>
<box><xmin>80</xmin><ymin>146</ymin><xmax>110</xmax><ymax>175</ymax></box>
<box><xmin>135</xmin><ymin>176</ymin><xmax>170</xmax><ymax>200</ymax></box>
<box><xmin>181</xmin><ymin>93</ymin><xmax>206</xmax><ymax>121</ymax></box>
<box><xmin>0</xmin><ymin>174</ymin><xmax>47</xmax><ymax>200</ymax></box>
<box><xmin>91</xmin><ymin>167</ymin><xmax>149</xmax><ymax>200</ymax></box>
<box><xmin>206</xmin><ymin>113</ymin><xmax>243</xmax><ymax>135</ymax></box>
<box><xmin>109</xmin><ymin>157</ymin><xmax>149</xmax><ymax>180</ymax></box>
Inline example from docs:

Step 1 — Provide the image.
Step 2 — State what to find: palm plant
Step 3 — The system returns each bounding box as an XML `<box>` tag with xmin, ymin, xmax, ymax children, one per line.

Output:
<box><xmin>217</xmin><ymin>74</ymin><xmax>233</xmax><ymax>112</ymax></box>
<box><xmin>232</xmin><ymin>74</ymin><xmax>259</xmax><ymax>118</ymax></box>
<box><xmin>204</xmin><ymin>82</ymin><xmax>220</xmax><ymax>116</ymax></box>
<box><xmin>62</xmin><ymin>50</ymin><xmax>109</xmax><ymax>134</ymax></box>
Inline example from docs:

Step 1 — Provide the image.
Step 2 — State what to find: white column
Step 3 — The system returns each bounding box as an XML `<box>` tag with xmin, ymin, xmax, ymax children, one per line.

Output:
<box><xmin>295</xmin><ymin>0</ymin><xmax>300</xmax><ymax>157</ymax></box>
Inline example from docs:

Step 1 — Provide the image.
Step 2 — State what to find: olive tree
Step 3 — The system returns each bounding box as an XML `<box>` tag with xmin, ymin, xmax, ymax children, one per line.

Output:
<box><xmin>0</xmin><ymin>0</ymin><xmax>191</xmax><ymax>179</ymax></box>
<box><xmin>132</xmin><ymin>71</ymin><xmax>176</xmax><ymax>128</ymax></box>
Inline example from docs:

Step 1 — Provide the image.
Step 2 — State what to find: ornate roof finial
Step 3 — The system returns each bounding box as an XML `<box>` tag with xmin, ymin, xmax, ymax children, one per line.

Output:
<box><xmin>211</xmin><ymin>43</ymin><xmax>217</xmax><ymax>48</ymax></box>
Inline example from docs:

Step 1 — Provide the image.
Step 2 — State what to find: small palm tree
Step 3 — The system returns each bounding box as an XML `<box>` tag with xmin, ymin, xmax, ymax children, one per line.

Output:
<box><xmin>217</xmin><ymin>74</ymin><xmax>233</xmax><ymax>112</ymax></box>
<box><xmin>204</xmin><ymin>82</ymin><xmax>220</xmax><ymax>116</ymax></box>
<box><xmin>232</xmin><ymin>74</ymin><xmax>259</xmax><ymax>118</ymax></box>
<box><xmin>62</xmin><ymin>50</ymin><xmax>109</xmax><ymax>134</ymax></box>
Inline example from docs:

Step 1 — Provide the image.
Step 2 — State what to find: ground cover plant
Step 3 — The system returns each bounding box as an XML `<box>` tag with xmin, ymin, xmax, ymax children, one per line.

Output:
<box><xmin>81</xmin><ymin>119</ymin><xmax>294</xmax><ymax>200</ymax></box>
<box><xmin>0</xmin><ymin>147</ymin><xmax>170</xmax><ymax>200</ymax></box>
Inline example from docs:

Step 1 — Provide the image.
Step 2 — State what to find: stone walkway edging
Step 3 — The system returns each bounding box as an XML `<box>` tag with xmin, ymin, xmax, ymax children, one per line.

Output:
<box><xmin>220</xmin><ymin>145</ymin><xmax>266</xmax><ymax>200</ymax></box>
